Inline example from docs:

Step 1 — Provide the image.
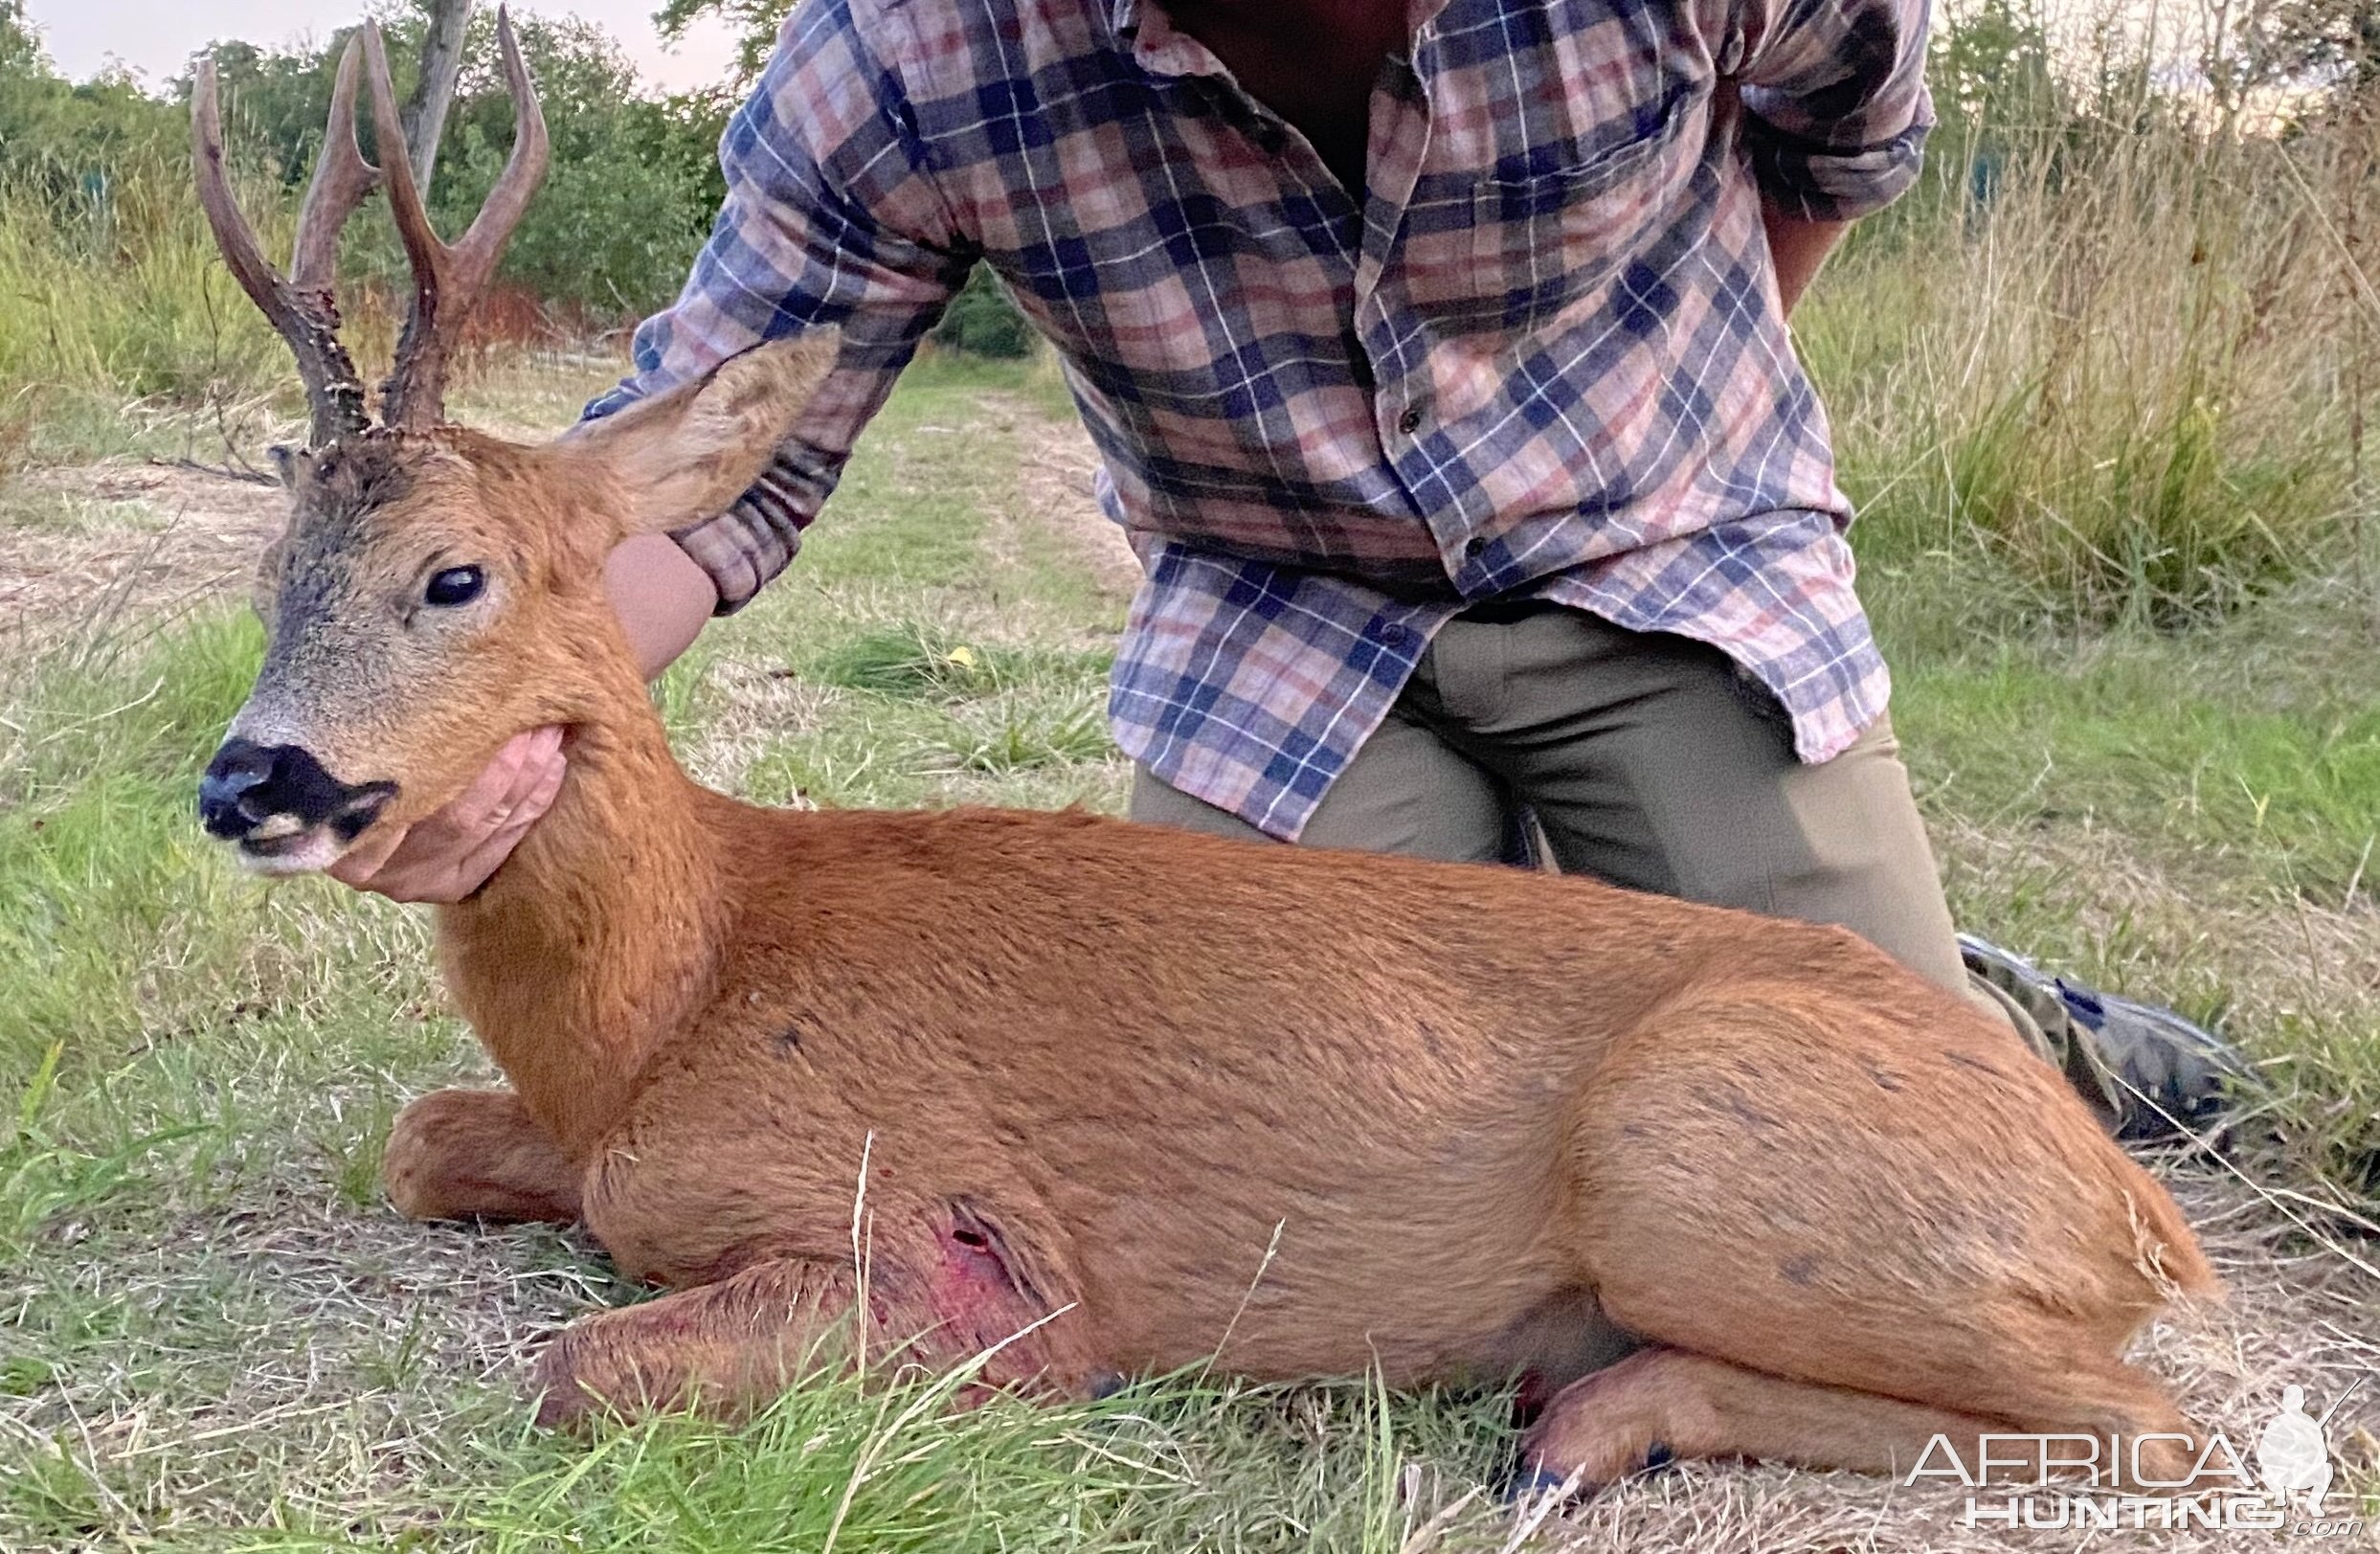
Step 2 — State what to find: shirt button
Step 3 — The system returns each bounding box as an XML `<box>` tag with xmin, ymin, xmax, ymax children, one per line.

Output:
<box><xmin>1397</xmin><ymin>407</ymin><xmax>1423</xmax><ymax>436</ymax></box>
<box><xmin>1464</xmin><ymin>536</ymin><xmax>1487</xmax><ymax>558</ymax></box>
<box><xmin>1378</xmin><ymin>622</ymin><xmax>1410</xmax><ymax>649</ymax></box>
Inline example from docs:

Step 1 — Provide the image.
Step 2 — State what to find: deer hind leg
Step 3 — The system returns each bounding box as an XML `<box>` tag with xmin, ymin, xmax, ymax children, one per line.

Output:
<box><xmin>1555</xmin><ymin>998</ymin><xmax>2207</xmax><ymax>1487</ymax></box>
<box><xmin>382</xmin><ymin>1087</ymin><xmax>581</xmax><ymax>1224</ymax></box>
<box><xmin>1522</xmin><ymin>1346</ymin><xmax>2013</xmax><ymax>1489</ymax></box>
<box><xmin>531</xmin><ymin>1253</ymin><xmax>1100</xmax><ymax>1429</ymax></box>
<box><xmin>1523</xmin><ymin>1346</ymin><xmax>2206</xmax><ymax>1491</ymax></box>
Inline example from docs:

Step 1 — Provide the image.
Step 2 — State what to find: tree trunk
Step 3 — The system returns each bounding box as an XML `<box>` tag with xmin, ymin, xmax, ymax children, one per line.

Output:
<box><xmin>401</xmin><ymin>0</ymin><xmax>475</xmax><ymax>193</ymax></box>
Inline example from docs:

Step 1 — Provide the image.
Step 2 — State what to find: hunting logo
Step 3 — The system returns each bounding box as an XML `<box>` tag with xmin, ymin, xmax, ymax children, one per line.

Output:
<box><xmin>2257</xmin><ymin>1384</ymin><xmax>2336</xmax><ymax>1514</ymax></box>
<box><xmin>1905</xmin><ymin>1376</ymin><xmax>2369</xmax><ymax>1536</ymax></box>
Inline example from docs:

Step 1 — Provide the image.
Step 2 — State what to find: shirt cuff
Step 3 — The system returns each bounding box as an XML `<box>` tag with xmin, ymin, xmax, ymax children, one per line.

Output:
<box><xmin>668</xmin><ymin>462</ymin><xmax>813</xmax><ymax>615</ymax></box>
<box><xmin>1740</xmin><ymin>95</ymin><xmax>1934</xmax><ymax>222</ymax></box>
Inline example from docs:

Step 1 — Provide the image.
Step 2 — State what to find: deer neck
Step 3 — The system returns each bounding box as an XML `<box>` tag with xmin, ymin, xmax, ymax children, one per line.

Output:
<box><xmin>433</xmin><ymin>647</ymin><xmax>731</xmax><ymax>1161</ymax></box>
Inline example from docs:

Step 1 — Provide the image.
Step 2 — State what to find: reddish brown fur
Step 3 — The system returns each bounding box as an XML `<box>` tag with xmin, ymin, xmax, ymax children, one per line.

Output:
<box><xmin>227</xmin><ymin>339</ymin><xmax>2219</xmax><ymax>1490</ymax></box>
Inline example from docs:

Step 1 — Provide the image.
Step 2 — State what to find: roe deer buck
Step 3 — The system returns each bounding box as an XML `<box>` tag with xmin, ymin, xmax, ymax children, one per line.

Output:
<box><xmin>191</xmin><ymin>11</ymin><xmax>2218</xmax><ymax>1491</ymax></box>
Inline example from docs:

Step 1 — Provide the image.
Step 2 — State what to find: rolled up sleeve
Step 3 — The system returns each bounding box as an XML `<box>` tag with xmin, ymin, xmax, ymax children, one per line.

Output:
<box><xmin>1735</xmin><ymin>0</ymin><xmax>1935</xmax><ymax>222</ymax></box>
<box><xmin>582</xmin><ymin>1</ymin><xmax>974</xmax><ymax>612</ymax></box>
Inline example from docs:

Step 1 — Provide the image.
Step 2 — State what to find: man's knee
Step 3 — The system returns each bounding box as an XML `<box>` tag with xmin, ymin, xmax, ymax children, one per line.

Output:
<box><xmin>1762</xmin><ymin>716</ymin><xmax>1969</xmax><ymax>994</ymax></box>
<box><xmin>1540</xmin><ymin>690</ymin><xmax>1968</xmax><ymax>995</ymax></box>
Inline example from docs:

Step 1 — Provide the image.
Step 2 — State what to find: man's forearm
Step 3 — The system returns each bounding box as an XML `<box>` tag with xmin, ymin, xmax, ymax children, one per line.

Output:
<box><xmin>1763</xmin><ymin>202</ymin><xmax>1852</xmax><ymax>316</ymax></box>
<box><xmin>606</xmin><ymin>533</ymin><xmax>719</xmax><ymax>680</ymax></box>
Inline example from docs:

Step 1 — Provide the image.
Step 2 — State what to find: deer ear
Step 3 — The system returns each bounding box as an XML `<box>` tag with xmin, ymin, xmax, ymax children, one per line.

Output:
<box><xmin>573</xmin><ymin>330</ymin><xmax>842</xmax><ymax>537</ymax></box>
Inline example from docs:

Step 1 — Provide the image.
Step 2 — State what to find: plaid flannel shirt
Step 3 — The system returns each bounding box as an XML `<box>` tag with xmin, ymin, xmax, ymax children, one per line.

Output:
<box><xmin>586</xmin><ymin>0</ymin><xmax>1934</xmax><ymax>840</ymax></box>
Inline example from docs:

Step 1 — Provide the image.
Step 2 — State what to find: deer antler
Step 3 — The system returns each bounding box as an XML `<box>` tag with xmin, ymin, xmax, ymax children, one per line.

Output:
<box><xmin>191</xmin><ymin>34</ymin><xmax>383</xmax><ymax>448</ymax></box>
<box><xmin>363</xmin><ymin>8</ymin><xmax>549</xmax><ymax>430</ymax></box>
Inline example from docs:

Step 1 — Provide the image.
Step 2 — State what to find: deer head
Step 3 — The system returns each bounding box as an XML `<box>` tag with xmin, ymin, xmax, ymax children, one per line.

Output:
<box><xmin>191</xmin><ymin>10</ymin><xmax>839</xmax><ymax>876</ymax></box>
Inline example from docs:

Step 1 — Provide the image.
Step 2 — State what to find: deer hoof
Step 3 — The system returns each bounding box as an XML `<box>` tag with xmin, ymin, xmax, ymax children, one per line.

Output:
<box><xmin>1503</xmin><ymin>1462</ymin><xmax>1584</xmax><ymax>1505</ymax></box>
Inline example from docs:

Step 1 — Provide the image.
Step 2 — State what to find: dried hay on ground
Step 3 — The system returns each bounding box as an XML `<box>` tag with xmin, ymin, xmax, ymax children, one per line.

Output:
<box><xmin>0</xmin><ymin>462</ymin><xmax>282</xmax><ymax>642</ymax></box>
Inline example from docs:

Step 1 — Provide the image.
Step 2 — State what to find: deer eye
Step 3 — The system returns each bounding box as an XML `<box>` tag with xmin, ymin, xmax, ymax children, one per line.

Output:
<box><xmin>424</xmin><ymin>566</ymin><xmax>485</xmax><ymax>608</ymax></box>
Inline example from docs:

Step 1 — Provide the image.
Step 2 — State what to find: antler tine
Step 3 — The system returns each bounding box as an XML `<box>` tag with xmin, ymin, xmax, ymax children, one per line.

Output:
<box><xmin>364</xmin><ymin>8</ymin><xmax>550</xmax><ymax>430</ymax></box>
<box><xmin>460</xmin><ymin>11</ymin><xmax>551</xmax><ymax>270</ymax></box>
<box><xmin>289</xmin><ymin>36</ymin><xmax>382</xmax><ymax>295</ymax></box>
<box><xmin>191</xmin><ymin>53</ymin><xmax>373</xmax><ymax>446</ymax></box>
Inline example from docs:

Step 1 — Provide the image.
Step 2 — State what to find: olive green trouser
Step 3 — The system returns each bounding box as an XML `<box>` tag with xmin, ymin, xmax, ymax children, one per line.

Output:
<box><xmin>1130</xmin><ymin>604</ymin><xmax>2063</xmax><ymax>1065</ymax></box>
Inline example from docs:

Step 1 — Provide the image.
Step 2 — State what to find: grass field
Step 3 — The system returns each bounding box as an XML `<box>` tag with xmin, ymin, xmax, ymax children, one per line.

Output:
<box><xmin>1</xmin><ymin>344</ymin><xmax>2375</xmax><ymax>1551</ymax></box>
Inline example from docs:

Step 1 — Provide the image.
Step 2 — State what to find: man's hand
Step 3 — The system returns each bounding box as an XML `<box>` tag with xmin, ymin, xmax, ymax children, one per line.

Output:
<box><xmin>328</xmin><ymin>727</ymin><xmax>568</xmax><ymax>903</ymax></box>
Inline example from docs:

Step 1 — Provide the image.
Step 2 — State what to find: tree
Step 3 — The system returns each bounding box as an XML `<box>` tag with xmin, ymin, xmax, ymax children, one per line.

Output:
<box><xmin>402</xmin><ymin>0</ymin><xmax>474</xmax><ymax>190</ymax></box>
<box><xmin>5</xmin><ymin>2</ymin><xmax>732</xmax><ymax>322</ymax></box>
<box><xmin>191</xmin><ymin>4</ymin><xmax>469</xmax><ymax>194</ymax></box>
<box><xmin>1929</xmin><ymin>0</ymin><xmax>2062</xmax><ymax>133</ymax></box>
<box><xmin>0</xmin><ymin>0</ymin><xmax>38</xmax><ymax>79</ymax></box>
<box><xmin>0</xmin><ymin>1</ymin><xmax>176</xmax><ymax>190</ymax></box>
<box><xmin>2243</xmin><ymin>0</ymin><xmax>2380</xmax><ymax>101</ymax></box>
<box><xmin>191</xmin><ymin>36</ymin><xmax>344</xmax><ymax>186</ymax></box>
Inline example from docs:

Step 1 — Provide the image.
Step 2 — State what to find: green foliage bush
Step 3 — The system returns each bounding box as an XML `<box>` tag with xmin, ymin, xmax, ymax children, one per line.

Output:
<box><xmin>426</xmin><ymin>14</ymin><xmax>729</xmax><ymax>319</ymax></box>
<box><xmin>0</xmin><ymin>3</ymin><xmax>176</xmax><ymax>192</ymax></box>
<box><xmin>932</xmin><ymin>264</ymin><xmax>1035</xmax><ymax>359</ymax></box>
<box><xmin>2</xmin><ymin>1</ymin><xmax>728</xmax><ymax>329</ymax></box>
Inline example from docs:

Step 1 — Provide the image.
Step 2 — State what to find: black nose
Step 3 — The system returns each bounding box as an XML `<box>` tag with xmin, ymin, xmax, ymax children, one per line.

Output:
<box><xmin>198</xmin><ymin>737</ymin><xmax>397</xmax><ymax>843</ymax></box>
<box><xmin>198</xmin><ymin>739</ymin><xmax>277</xmax><ymax>838</ymax></box>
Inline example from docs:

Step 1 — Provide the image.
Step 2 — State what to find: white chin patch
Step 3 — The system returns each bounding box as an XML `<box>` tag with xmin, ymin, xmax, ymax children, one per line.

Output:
<box><xmin>236</xmin><ymin>828</ymin><xmax>348</xmax><ymax>877</ymax></box>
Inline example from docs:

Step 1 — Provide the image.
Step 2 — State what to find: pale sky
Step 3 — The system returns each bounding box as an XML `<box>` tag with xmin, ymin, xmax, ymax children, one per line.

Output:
<box><xmin>22</xmin><ymin>1</ymin><xmax>745</xmax><ymax>94</ymax></box>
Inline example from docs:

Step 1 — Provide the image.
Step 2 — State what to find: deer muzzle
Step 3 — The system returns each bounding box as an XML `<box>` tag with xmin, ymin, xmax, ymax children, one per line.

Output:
<box><xmin>198</xmin><ymin>736</ymin><xmax>397</xmax><ymax>874</ymax></box>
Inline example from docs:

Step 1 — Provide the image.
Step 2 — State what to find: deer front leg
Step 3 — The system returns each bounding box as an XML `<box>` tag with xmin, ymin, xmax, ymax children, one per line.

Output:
<box><xmin>382</xmin><ymin>1087</ymin><xmax>581</xmax><ymax>1224</ymax></box>
<box><xmin>532</xmin><ymin>1242</ymin><xmax>1105</xmax><ymax>1429</ymax></box>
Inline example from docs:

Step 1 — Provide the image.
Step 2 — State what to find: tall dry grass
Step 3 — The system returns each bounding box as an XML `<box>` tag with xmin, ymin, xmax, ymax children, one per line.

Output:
<box><xmin>1808</xmin><ymin>98</ymin><xmax>2380</xmax><ymax>623</ymax></box>
<box><xmin>0</xmin><ymin>154</ymin><xmax>428</xmax><ymax>463</ymax></box>
<box><xmin>0</xmin><ymin>156</ymin><xmax>287</xmax><ymax>456</ymax></box>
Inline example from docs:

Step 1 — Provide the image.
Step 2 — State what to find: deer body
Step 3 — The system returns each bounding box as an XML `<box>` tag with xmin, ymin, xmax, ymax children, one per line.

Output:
<box><xmin>409</xmin><ymin>604</ymin><xmax>2212</xmax><ymax>1456</ymax></box>
<box><xmin>191</xmin><ymin>20</ymin><xmax>2217</xmax><ymax>1490</ymax></box>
